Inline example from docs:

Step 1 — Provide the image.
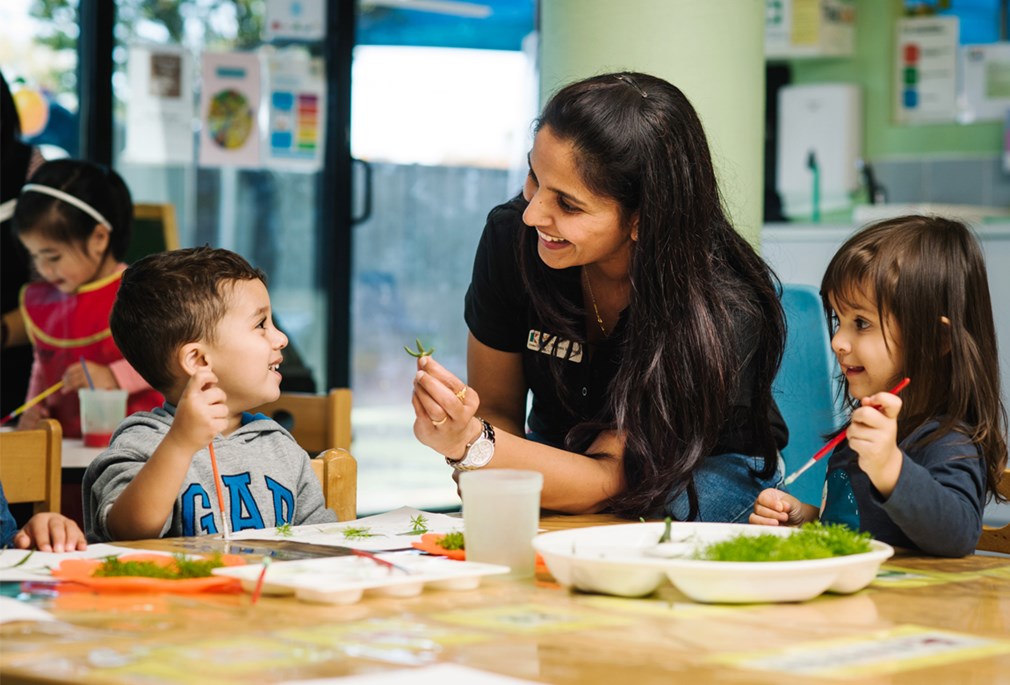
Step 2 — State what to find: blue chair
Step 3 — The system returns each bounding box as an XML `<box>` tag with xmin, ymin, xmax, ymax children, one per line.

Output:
<box><xmin>773</xmin><ymin>284</ymin><xmax>845</xmax><ymax>505</ymax></box>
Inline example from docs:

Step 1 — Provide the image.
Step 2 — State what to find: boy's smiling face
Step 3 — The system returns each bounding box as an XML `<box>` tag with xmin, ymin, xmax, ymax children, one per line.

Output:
<box><xmin>201</xmin><ymin>279</ymin><xmax>288</xmax><ymax>414</ymax></box>
<box><xmin>829</xmin><ymin>288</ymin><xmax>904</xmax><ymax>401</ymax></box>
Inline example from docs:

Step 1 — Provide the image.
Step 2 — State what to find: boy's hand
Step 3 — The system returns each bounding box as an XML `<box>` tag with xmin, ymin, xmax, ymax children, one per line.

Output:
<box><xmin>62</xmin><ymin>361</ymin><xmax>117</xmax><ymax>391</ymax></box>
<box><xmin>848</xmin><ymin>391</ymin><xmax>903</xmax><ymax>497</ymax></box>
<box><xmin>750</xmin><ymin>488</ymin><xmax>808</xmax><ymax>526</ymax></box>
<box><xmin>169</xmin><ymin>368</ymin><xmax>229</xmax><ymax>452</ymax></box>
<box><xmin>14</xmin><ymin>513</ymin><xmax>87</xmax><ymax>552</ymax></box>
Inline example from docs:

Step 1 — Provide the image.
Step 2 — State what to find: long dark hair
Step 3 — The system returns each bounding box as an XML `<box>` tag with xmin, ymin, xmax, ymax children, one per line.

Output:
<box><xmin>12</xmin><ymin>159</ymin><xmax>133</xmax><ymax>262</ymax></box>
<box><xmin>821</xmin><ymin>216</ymin><xmax>1008</xmax><ymax>503</ymax></box>
<box><xmin>519</xmin><ymin>72</ymin><xmax>786</xmax><ymax>517</ymax></box>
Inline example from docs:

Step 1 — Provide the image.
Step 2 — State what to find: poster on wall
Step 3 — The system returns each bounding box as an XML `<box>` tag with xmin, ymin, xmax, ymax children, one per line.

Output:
<box><xmin>264</xmin><ymin>50</ymin><xmax>325</xmax><ymax>172</ymax></box>
<box><xmin>264</xmin><ymin>0</ymin><xmax>325</xmax><ymax>42</ymax></box>
<box><xmin>199</xmin><ymin>52</ymin><xmax>262</xmax><ymax>168</ymax></box>
<box><xmin>894</xmin><ymin>16</ymin><xmax>959</xmax><ymax>124</ymax></box>
<box><xmin>123</xmin><ymin>45</ymin><xmax>194</xmax><ymax>165</ymax></box>
<box><xmin>958</xmin><ymin>43</ymin><xmax>1010</xmax><ymax>123</ymax></box>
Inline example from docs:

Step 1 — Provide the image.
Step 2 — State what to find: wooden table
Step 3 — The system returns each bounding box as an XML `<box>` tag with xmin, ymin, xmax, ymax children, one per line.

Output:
<box><xmin>1</xmin><ymin>515</ymin><xmax>1008</xmax><ymax>685</ymax></box>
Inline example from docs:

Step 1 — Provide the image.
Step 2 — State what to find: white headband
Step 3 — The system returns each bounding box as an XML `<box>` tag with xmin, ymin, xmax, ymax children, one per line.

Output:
<box><xmin>20</xmin><ymin>183</ymin><xmax>113</xmax><ymax>230</ymax></box>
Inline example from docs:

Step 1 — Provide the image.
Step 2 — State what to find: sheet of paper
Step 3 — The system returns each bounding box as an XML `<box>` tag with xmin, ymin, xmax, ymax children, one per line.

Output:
<box><xmin>0</xmin><ymin>596</ymin><xmax>56</xmax><ymax>624</ymax></box>
<box><xmin>280</xmin><ymin>663</ymin><xmax>543</xmax><ymax>685</ymax></box>
<box><xmin>227</xmin><ymin>506</ymin><xmax>463</xmax><ymax>551</ymax></box>
<box><xmin>0</xmin><ymin>544</ymin><xmax>171</xmax><ymax>582</ymax></box>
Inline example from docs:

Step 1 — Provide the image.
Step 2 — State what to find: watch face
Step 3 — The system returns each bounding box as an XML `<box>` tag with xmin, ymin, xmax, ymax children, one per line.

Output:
<box><xmin>464</xmin><ymin>438</ymin><xmax>494</xmax><ymax>468</ymax></box>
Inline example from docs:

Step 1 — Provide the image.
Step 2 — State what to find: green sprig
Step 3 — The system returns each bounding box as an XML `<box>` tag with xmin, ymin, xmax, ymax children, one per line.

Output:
<box><xmin>341</xmin><ymin>525</ymin><xmax>380</xmax><ymax>540</ymax></box>
<box><xmin>404</xmin><ymin>338</ymin><xmax>435</xmax><ymax>358</ymax></box>
<box><xmin>276</xmin><ymin>523</ymin><xmax>293</xmax><ymax>537</ymax></box>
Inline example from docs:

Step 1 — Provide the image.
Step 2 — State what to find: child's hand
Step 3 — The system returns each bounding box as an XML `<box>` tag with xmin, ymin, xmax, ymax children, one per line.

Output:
<box><xmin>16</xmin><ymin>402</ymin><xmax>49</xmax><ymax>431</ymax></box>
<box><xmin>848</xmin><ymin>390</ymin><xmax>903</xmax><ymax>497</ymax></box>
<box><xmin>14</xmin><ymin>513</ymin><xmax>87</xmax><ymax>552</ymax></box>
<box><xmin>750</xmin><ymin>488</ymin><xmax>807</xmax><ymax>526</ymax></box>
<box><xmin>62</xmin><ymin>361</ymin><xmax>118</xmax><ymax>392</ymax></box>
<box><xmin>170</xmin><ymin>368</ymin><xmax>229</xmax><ymax>452</ymax></box>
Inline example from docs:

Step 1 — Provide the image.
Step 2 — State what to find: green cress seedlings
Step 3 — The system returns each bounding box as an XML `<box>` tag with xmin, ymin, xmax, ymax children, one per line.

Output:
<box><xmin>436</xmin><ymin>531</ymin><xmax>465</xmax><ymax>550</ymax></box>
<box><xmin>404</xmin><ymin>339</ymin><xmax>435</xmax><ymax>358</ymax></box>
<box><xmin>276</xmin><ymin>522</ymin><xmax>293</xmax><ymax>537</ymax></box>
<box><xmin>698</xmin><ymin>522</ymin><xmax>872</xmax><ymax>562</ymax></box>
<box><xmin>94</xmin><ymin>553</ymin><xmax>226</xmax><ymax>579</ymax></box>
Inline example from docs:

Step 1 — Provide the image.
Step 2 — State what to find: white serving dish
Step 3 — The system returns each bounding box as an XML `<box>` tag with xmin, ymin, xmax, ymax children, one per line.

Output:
<box><xmin>212</xmin><ymin>554</ymin><xmax>509</xmax><ymax>605</ymax></box>
<box><xmin>533</xmin><ymin>522</ymin><xmax>893</xmax><ymax>603</ymax></box>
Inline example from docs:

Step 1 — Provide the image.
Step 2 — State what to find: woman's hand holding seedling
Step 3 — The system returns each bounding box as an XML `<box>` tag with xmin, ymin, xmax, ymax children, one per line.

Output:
<box><xmin>411</xmin><ymin>354</ymin><xmax>481</xmax><ymax>459</ymax></box>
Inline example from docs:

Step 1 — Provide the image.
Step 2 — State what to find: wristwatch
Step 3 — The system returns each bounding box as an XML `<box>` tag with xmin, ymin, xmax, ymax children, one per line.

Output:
<box><xmin>445</xmin><ymin>417</ymin><xmax>495</xmax><ymax>470</ymax></box>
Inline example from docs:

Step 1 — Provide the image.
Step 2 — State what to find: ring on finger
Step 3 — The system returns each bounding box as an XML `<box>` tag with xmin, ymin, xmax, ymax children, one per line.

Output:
<box><xmin>455</xmin><ymin>386</ymin><xmax>467</xmax><ymax>401</ymax></box>
<box><xmin>432</xmin><ymin>416</ymin><xmax>449</xmax><ymax>426</ymax></box>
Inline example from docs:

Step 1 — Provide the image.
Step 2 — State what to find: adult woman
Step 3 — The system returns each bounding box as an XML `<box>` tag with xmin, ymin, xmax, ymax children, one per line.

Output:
<box><xmin>412</xmin><ymin>72</ymin><xmax>788</xmax><ymax>521</ymax></box>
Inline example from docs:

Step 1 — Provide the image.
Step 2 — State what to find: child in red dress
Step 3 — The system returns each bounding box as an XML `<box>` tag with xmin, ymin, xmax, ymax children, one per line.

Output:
<box><xmin>12</xmin><ymin>159</ymin><xmax>162</xmax><ymax>436</ymax></box>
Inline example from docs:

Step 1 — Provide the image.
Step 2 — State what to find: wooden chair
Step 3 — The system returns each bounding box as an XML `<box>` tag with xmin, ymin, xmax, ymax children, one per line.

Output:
<box><xmin>252</xmin><ymin>388</ymin><xmax>352</xmax><ymax>455</ymax></box>
<box><xmin>310</xmin><ymin>448</ymin><xmax>358</xmax><ymax>521</ymax></box>
<box><xmin>978</xmin><ymin>468</ymin><xmax>1010</xmax><ymax>555</ymax></box>
<box><xmin>0</xmin><ymin>419</ymin><xmax>62</xmax><ymax>514</ymax></box>
<box><xmin>126</xmin><ymin>202</ymin><xmax>180</xmax><ymax>264</ymax></box>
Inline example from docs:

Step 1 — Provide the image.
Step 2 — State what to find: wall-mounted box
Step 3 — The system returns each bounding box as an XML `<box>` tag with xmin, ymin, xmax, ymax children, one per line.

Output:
<box><xmin>766</xmin><ymin>0</ymin><xmax>856</xmax><ymax>59</ymax></box>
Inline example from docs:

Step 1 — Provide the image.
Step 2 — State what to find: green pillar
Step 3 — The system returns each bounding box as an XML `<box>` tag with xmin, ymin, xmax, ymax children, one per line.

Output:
<box><xmin>540</xmin><ymin>0</ymin><xmax>766</xmax><ymax>244</ymax></box>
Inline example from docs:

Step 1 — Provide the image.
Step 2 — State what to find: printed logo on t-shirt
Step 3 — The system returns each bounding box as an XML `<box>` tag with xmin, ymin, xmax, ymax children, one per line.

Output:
<box><xmin>180</xmin><ymin>472</ymin><xmax>295</xmax><ymax>536</ymax></box>
<box><xmin>528</xmin><ymin>329</ymin><xmax>583</xmax><ymax>363</ymax></box>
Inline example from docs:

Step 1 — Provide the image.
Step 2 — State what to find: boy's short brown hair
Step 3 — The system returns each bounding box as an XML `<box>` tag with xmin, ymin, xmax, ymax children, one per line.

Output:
<box><xmin>110</xmin><ymin>246</ymin><xmax>266</xmax><ymax>395</ymax></box>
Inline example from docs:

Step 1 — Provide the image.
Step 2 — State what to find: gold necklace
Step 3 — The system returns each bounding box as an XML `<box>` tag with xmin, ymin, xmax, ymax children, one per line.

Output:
<box><xmin>583</xmin><ymin>268</ymin><xmax>608</xmax><ymax>336</ymax></box>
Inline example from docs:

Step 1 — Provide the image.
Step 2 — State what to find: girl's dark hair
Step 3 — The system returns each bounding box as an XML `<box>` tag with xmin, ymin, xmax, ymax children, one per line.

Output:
<box><xmin>519</xmin><ymin>72</ymin><xmax>786</xmax><ymax>517</ymax></box>
<box><xmin>821</xmin><ymin>215</ymin><xmax>1008</xmax><ymax>503</ymax></box>
<box><xmin>11</xmin><ymin>159</ymin><xmax>133</xmax><ymax>261</ymax></box>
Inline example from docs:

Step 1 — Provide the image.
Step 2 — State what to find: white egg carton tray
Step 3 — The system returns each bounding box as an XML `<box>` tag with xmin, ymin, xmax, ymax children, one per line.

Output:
<box><xmin>212</xmin><ymin>553</ymin><xmax>509</xmax><ymax>605</ymax></box>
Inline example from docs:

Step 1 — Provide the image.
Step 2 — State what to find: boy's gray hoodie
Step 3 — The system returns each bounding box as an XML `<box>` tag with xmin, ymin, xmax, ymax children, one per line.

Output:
<box><xmin>83</xmin><ymin>405</ymin><xmax>337</xmax><ymax>542</ymax></box>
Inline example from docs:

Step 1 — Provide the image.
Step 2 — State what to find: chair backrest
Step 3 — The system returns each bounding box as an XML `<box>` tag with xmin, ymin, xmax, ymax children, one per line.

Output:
<box><xmin>126</xmin><ymin>202</ymin><xmax>180</xmax><ymax>264</ymax></box>
<box><xmin>310</xmin><ymin>448</ymin><xmax>358</xmax><ymax>521</ymax></box>
<box><xmin>978</xmin><ymin>468</ymin><xmax>1010</xmax><ymax>555</ymax></box>
<box><xmin>773</xmin><ymin>284</ymin><xmax>844</xmax><ymax>505</ymax></box>
<box><xmin>0</xmin><ymin>418</ymin><xmax>62</xmax><ymax>514</ymax></box>
<box><xmin>253</xmin><ymin>388</ymin><xmax>352</xmax><ymax>455</ymax></box>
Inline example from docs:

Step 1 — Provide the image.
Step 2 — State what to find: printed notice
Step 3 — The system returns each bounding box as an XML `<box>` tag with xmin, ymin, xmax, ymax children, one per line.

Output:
<box><xmin>711</xmin><ymin>625</ymin><xmax>1010</xmax><ymax>678</ymax></box>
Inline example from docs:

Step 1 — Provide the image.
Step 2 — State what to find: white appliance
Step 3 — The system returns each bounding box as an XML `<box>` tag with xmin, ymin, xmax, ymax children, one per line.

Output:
<box><xmin>776</xmin><ymin>83</ymin><xmax>861</xmax><ymax>219</ymax></box>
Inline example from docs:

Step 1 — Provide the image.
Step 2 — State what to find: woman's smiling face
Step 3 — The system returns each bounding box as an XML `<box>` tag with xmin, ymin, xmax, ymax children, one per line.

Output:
<box><xmin>521</xmin><ymin>126</ymin><xmax>636</xmax><ymax>273</ymax></box>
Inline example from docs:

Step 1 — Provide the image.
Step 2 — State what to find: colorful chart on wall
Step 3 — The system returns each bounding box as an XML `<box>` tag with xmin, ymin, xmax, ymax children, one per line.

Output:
<box><xmin>199</xmin><ymin>52</ymin><xmax>262</xmax><ymax>168</ymax></box>
<box><xmin>265</xmin><ymin>49</ymin><xmax>325</xmax><ymax>171</ymax></box>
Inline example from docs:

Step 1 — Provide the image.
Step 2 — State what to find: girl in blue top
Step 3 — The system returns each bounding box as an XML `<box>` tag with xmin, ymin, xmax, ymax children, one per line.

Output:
<box><xmin>752</xmin><ymin>215</ymin><xmax>1008</xmax><ymax>556</ymax></box>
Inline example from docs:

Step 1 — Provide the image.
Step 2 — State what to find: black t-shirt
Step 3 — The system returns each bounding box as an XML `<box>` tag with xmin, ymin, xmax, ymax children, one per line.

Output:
<box><xmin>464</xmin><ymin>199</ymin><xmax>788</xmax><ymax>454</ymax></box>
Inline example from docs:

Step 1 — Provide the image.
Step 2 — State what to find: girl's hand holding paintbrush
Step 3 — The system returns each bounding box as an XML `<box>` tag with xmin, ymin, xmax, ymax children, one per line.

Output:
<box><xmin>61</xmin><ymin>359</ymin><xmax>117</xmax><ymax>392</ymax></box>
<box><xmin>846</xmin><ymin>390</ymin><xmax>903</xmax><ymax>498</ymax></box>
<box><xmin>751</xmin><ymin>380</ymin><xmax>909</xmax><ymax>527</ymax></box>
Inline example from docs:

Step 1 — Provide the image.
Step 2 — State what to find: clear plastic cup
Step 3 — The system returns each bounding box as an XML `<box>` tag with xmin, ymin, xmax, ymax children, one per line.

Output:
<box><xmin>78</xmin><ymin>389</ymin><xmax>127</xmax><ymax>447</ymax></box>
<box><xmin>460</xmin><ymin>469</ymin><xmax>544</xmax><ymax>579</ymax></box>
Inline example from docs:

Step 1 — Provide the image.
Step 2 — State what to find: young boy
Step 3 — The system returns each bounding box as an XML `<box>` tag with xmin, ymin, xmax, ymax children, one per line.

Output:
<box><xmin>83</xmin><ymin>247</ymin><xmax>336</xmax><ymax>542</ymax></box>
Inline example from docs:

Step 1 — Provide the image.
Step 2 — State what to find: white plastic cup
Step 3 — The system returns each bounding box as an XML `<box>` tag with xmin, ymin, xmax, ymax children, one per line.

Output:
<box><xmin>460</xmin><ymin>469</ymin><xmax>544</xmax><ymax>579</ymax></box>
<box><xmin>78</xmin><ymin>389</ymin><xmax>127</xmax><ymax>447</ymax></box>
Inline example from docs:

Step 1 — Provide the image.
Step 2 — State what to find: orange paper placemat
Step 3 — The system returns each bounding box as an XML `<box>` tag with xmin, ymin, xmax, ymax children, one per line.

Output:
<box><xmin>51</xmin><ymin>553</ymin><xmax>246</xmax><ymax>593</ymax></box>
